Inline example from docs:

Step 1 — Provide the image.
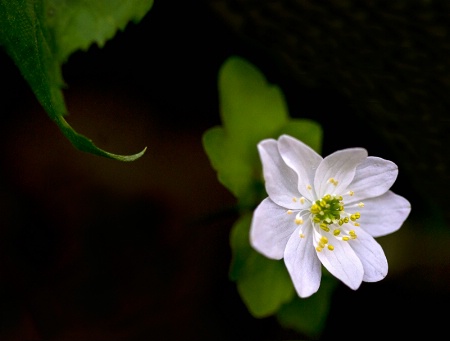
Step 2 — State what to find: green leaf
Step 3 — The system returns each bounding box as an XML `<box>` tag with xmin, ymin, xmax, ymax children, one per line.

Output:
<box><xmin>276</xmin><ymin>275</ymin><xmax>338</xmax><ymax>339</ymax></box>
<box><xmin>203</xmin><ymin>56</ymin><xmax>288</xmax><ymax>206</ymax></box>
<box><xmin>0</xmin><ymin>0</ymin><xmax>152</xmax><ymax>161</ymax></box>
<box><xmin>45</xmin><ymin>0</ymin><xmax>153</xmax><ymax>63</ymax></box>
<box><xmin>203</xmin><ymin>56</ymin><xmax>322</xmax><ymax>208</ymax></box>
<box><xmin>203</xmin><ymin>56</ymin><xmax>326</xmax><ymax>328</ymax></box>
<box><xmin>230</xmin><ymin>213</ymin><xmax>295</xmax><ymax>317</ymax></box>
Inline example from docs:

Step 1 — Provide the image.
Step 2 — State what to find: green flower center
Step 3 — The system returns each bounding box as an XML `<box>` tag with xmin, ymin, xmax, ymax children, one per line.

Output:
<box><xmin>310</xmin><ymin>194</ymin><xmax>361</xmax><ymax>235</ymax></box>
<box><xmin>310</xmin><ymin>194</ymin><xmax>343</xmax><ymax>230</ymax></box>
<box><xmin>288</xmin><ymin>180</ymin><xmax>365</xmax><ymax>252</ymax></box>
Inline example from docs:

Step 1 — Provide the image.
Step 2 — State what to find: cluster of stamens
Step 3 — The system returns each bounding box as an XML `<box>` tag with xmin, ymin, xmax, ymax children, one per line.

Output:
<box><xmin>310</xmin><ymin>194</ymin><xmax>344</xmax><ymax>231</ymax></box>
<box><xmin>287</xmin><ymin>179</ymin><xmax>365</xmax><ymax>252</ymax></box>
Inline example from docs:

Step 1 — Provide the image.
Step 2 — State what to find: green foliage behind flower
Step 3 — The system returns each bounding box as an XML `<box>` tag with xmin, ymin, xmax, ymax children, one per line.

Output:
<box><xmin>203</xmin><ymin>56</ymin><xmax>323</xmax><ymax>210</ymax></box>
<box><xmin>203</xmin><ymin>56</ymin><xmax>333</xmax><ymax>338</ymax></box>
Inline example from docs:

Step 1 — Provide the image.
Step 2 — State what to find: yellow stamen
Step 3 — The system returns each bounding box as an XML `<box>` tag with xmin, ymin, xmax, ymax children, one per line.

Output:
<box><xmin>310</xmin><ymin>204</ymin><xmax>321</xmax><ymax>214</ymax></box>
<box><xmin>315</xmin><ymin>236</ymin><xmax>334</xmax><ymax>252</ymax></box>
<box><xmin>320</xmin><ymin>223</ymin><xmax>330</xmax><ymax>232</ymax></box>
<box><xmin>328</xmin><ymin>178</ymin><xmax>339</xmax><ymax>186</ymax></box>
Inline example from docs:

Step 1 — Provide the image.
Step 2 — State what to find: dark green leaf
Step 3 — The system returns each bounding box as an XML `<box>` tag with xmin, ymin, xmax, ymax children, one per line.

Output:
<box><xmin>0</xmin><ymin>0</ymin><xmax>152</xmax><ymax>161</ymax></box>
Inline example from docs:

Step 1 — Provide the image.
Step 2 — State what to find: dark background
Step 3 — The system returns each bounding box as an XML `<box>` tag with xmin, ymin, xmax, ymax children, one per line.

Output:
<box><xmin>1</xmin><ymin>1</ymin><xmax>449</xmax><ymax>340</ymax></box>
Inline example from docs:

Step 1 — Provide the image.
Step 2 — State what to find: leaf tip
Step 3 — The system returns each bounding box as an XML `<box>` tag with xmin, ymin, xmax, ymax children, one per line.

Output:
<box><xmin>111</xmin><ymin>146</ymin><xmax>147</xmax><ymax>162</ymax></box>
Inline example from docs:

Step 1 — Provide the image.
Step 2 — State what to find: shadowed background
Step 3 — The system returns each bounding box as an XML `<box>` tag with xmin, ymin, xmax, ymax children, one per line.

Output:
<box><xmin>1</xmin><ymin>0</ymin><xmax>449</xmax><ymax>340</ymax></box>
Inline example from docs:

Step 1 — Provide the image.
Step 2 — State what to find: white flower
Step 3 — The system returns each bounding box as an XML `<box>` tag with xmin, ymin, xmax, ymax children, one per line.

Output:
<box><xmin>250</xmin><ymin>134</ymin><xmax>411</xmax><ymax>298</ymax></box>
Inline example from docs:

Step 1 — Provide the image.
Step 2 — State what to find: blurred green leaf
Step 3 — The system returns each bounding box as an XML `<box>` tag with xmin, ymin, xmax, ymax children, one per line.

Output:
<box><xmin>230</xmin><ymin>213</ymin><xmax>295</xmax><ymax>317</ymax></box>
<box><xmin>276</xmin><ymin>275</ymin><xmax>338</xmax><ymax>339</ymax></box>
<box><xmin>203</xmin><ymin>56</ymin><xmax>288</xmax><ymax>207</ymax></box>
<box><xmin>0</xmin><ymin>0</ymin><xmax>152</xmax><ymax>161</ymax></box>
<box><xmin>203</xmin><ymin>56</ymin><xmax>322</xmax><ymax>208</ymax></box>
<box><xmin>203</xmin><ymin>56</ymin><xmax>327</xmax><ymax>331</ymax></box>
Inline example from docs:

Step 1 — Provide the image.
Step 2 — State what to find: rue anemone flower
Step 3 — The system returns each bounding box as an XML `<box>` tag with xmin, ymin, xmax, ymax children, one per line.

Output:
<box><xmin>250</xmin><ymin>134</ymin><xmax>411</xmax><ymax>298</ymax></box>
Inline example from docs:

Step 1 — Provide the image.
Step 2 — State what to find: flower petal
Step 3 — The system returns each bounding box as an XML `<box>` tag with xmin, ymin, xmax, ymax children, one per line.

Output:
<box><xmin>314</xmin><ymin>148</ymin><xmax>368</xmax><ymax>198</ymax></box>
<box><xmin>277</xmin><ymin>135</ymin><xmax>322</xmax><ymax>201</ymax></box>
<box><xmin>258</xmin><ymin>139</ymin><xmax>301</xmax><ymax>208</ymax></box>
<box><xmin>349</xmin><ymin>190</ymin><xmax>411</xmax><ymax>237</ymax></box>
<box><xmin>347</xmin><ymin>156</ymin><xmax>399</xmax><ymax>203</ymax></box>
<box><xmin>348</xmin><ymin>227</ymin><xmax>388</xmax><ymax>282</ymax></box>
<box><xmin>284</xmin><ymin>222</ymin><xmax>322</xmax><ymax>298</ymax></box>
<box><xmin>250</xmin><ymin>198</ymin><xmax>296</xmax><ymax>259</ymax></box>
<box><xmin>316</xmin><ymin>233</ymin><xmax>364</xmax><ymax>290</ymax></box>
